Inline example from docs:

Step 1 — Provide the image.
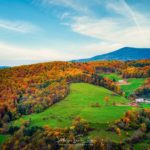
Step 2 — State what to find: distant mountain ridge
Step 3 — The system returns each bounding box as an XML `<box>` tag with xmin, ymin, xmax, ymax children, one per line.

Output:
<box><xmin>73</xmin><ymin>47</ymin><xmax>150</xmax><ymax>62</ymax></box>
<box><xmin>0</xmin><ymin>66</ymin><xmax>10</xmax><ymax>69</ymax></box>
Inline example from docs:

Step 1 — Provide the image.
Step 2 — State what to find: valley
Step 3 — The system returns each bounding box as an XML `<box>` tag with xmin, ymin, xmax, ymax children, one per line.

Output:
<box><xmin>0</xmin><ymin>60</ymin><xmax>150</xmax><ymax>149</ymax></box>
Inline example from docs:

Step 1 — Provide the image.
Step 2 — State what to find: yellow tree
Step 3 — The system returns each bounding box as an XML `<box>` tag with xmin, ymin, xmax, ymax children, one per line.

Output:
<box><xmin>104</xmin><ymin>96</ymin><xmax>110</xmax><ymax>106</ymax></box>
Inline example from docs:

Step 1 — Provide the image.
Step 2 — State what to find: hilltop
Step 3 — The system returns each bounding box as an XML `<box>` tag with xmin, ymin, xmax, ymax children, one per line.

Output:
<box><xmin>73</xmin><ymin>47</ymin><xmax>150</xmax><ymax>62</ymax></box>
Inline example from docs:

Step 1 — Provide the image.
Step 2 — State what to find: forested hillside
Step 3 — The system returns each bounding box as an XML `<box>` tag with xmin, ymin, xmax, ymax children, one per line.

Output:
<box><xmin>0</xmin><ymin>60</ymin><xmax>150</xmax><ymax>149</ymax></box>
<box><xmin>0</xmin><ymin>60</ymin><xmax>150</xmax><ymax>119</ymax></box>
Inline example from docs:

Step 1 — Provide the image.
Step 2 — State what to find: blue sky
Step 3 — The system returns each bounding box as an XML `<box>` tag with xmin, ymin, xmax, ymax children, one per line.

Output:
<box><xmin>0</xmin><ymin>0</ymin><xmax>150</xmax><ymax>66</ymax></box>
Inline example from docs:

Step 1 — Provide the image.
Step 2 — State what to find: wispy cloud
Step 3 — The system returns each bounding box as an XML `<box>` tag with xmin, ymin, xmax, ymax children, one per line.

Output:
<box><xmin>36</xmin><ymin>0</ymin><xmax>150</xmax><ymax>57</ymax></box>
<box><xmin>0</xmin><ymin>19</ymin><xmax>40</xmax><ymax>33</ymax></box>
<box><xmin>41</xmin><ymin>0</ymin><xmax>90</xmax><ymax>14</ymax></box>
<box><xmin>60</xmin><ymin>12</ymin><xmax>71</xmax><ymax>20</ymax></box>
<box><xmin>70</xmin><ymin>17</ymin><xmax>150</xmax><ymax>47</ymax></box>
<box><xmin>39</xmin><ymin>0</ymin><xmax>150</xmax><ymax>49</ymax></box>
<box><xmin>0</xmin><ymin>42</ymin><xmax>76</xmax><ymax>65</ymax></box>
<box><xmin>1</xmin><ymin>0</ymin><xmax>150</xmax><ymax>66</ymax></box>
<box><xmin>107</xmin><ymin>0</ymin><xmax>144</xmax><ymax>33</ymax></box>
<box><xmin>71</xmin><ymin>42</ymin><xmax>124</xmax><ymax>58</ymax></box>
<box><xmin>63</xmin><ymin>0</ymin><xmax>150</xmax><ymax>48</ymax></box>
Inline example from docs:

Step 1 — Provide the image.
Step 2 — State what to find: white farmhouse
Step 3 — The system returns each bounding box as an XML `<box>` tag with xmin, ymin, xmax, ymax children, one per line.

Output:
<box><xmin>135</xmin><ymin>98</ymin><xmax>144</xmax><ymax>103</ymax></box>
<box><xmin>145</xmin><ymin>100</ymin><xmax>150</xmax><ymax>103</ymax></box>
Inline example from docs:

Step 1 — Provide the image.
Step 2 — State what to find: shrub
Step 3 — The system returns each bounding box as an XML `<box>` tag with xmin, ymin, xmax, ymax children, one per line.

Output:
<box><xmin>8</xmin><ymin>126</ymin><xmax>19</xmax><ymax>135</ymax></box>
<box><xmin>126</xmin><ymin>130</ymin><xmax>145</xmax><ymax>144</ymax></box>
<box><xmin>115</xmin><ymin>127</ymin><xmax>121</xmax><ymax>136</ymax></box>
<box><xmin>72</xmin><ymin>116</ymin><xmax>89</xmax><ymax>135</ymax></box>
<box><xmin>17</xmin><ymin>104</ymin><xmax>31</xmax><ymax>115</ymax></box>
<box><xmin>33</xmin><ymin>104</ymin><xmax>44</xmax><ymax>113</ymax></box>
<box><xmin>3</xmin><ymin>114</ymin><xmax>10</xmax><ymax>122</ymax></box>
<box><xmin>23</xmin><ymin>126</ymin><xmax>42</xmax><ymax>136</ymax></box>
<box><xmin>91</xmin><ymin>102</ymin><xmax>101</xmax><ymax>107</ymax></box>
<box><xmin>0</xmin><ymin>121</ymin><xmax>3</xmax><ymax>128</ymax></box>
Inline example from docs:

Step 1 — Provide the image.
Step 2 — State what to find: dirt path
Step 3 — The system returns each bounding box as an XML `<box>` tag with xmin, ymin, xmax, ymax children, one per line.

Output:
<box><xmin>117</xmin><ymin>80</ymin><xmax>131</xmax><ymax>85</ymax></box>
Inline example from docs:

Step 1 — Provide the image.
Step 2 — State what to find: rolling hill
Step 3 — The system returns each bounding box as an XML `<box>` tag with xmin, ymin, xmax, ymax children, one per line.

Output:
<box><xmin>0</xmin><ymin>60</ymin><xmax>150</xmax><ymax>149</ymax></box>
<box><xmin>13</xmin><ymin>83</ymin><xmax>130</xmax><ymax>128</ymax></box>
<box><xmin>73</xmin><ymin>47</ymin><xmax>150</xmax><ymax>62</ymax></box>
<box><xmin>13</xmin><ymin>83</ymin><xmax>132</xmax><ymax>142</ymax></box>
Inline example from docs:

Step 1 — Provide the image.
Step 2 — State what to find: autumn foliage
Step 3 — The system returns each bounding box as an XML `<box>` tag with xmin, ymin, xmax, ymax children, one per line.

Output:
<box><xmin>0</xmin><ymin>60</ymin><xmax>150</xmax><ymax>119</ymax></box>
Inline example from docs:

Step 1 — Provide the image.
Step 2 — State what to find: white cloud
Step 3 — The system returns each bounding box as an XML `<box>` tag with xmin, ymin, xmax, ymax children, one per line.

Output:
<box><xmin>65</xmin><ymin>0</ymin><xmax>150</xmax><ymax>48</ymax></box>
<box><xmin>0</xmin><ymin>19</ymin><xmax>40</xmax><ymax>33</ymax></box>
<box><xmin>0</xmin><ymin>42</ymin><xmax>76</xmax><ymax>63</ymax></box>
<box><xmin>60</xmin><ymin>12</ymin><xmax>70</xmax><ymax>20</ymax></box>
<box><xmin>0</xmin><ymin>41</ymin><xmax>124</xmax><ymax>66</ymax></box>
<box><xmin>80</xmin><ymin>42</ymin><xmax>123</xmax><ymax>55</ymax></box>
<box><xmin>37</xmin><ymin>0</ymin><xmax>150</xmax><ymax>54</ymax></box>
<box><xmin>1</xmin><ymin>0</ymin><xmax>150</xmax><ymax>66</ymax></box>
<box><xmin>107</xmin><ymin>0</ymin><xmax>147</xmax><ymax>34</ymax></box>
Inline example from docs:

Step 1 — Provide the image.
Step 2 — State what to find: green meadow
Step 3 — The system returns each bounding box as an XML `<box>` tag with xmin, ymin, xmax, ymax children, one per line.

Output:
<box><xmin>13</xmin><ymin>83</ymin><xmax>134</xmax><ymax>141</ymax></box>
<box><xmin>9</xmin><ymin>82</ymin><xmax>149</xmax><ymax>143</ymax></box>
<box><xmin>0</xmin><ymin>135</ymin><xmax>10</xmax><ymax>145</ymax></box>
<box><xmin>121</xmin><ymin>78</ymin><xmax>146</xmax><ymax>97</ymax></box>
<box><xmin>13</xmin><ymin>83</ymin><xmax>131</xmax><ymax>128</ymax></box>
<box><xmin>101</xmin><ymin>73</ymin><xmax>121</xmax><ymax>81</ymax></box>
<box><xmin>100</xmin><ymin>73</ymin><xmax>146</xmax><ymax>97</ymax></box>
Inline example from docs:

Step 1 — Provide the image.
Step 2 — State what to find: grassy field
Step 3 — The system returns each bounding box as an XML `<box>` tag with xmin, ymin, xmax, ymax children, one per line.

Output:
<box><xmin>0</xmin><ymin>135</ymin><xmax>10</xmax><ymax>145</ymax></box>
<box><xmin>134</xmin><ymin>140</ymin><xmax>150</xmax><ymax>150</ymax></box>
<box><xmin>101</xmin><ymin>73</ymin><xmax>121</xmax><ymax>81</ymax></box>
<box><xmin>100</xmin><ymin>73</ymin><xmax>145</xmax><ymax>97</ymax></box>
<box><xmin>13</xmin><ymin>83</ymin><xmax>133</xmax><ymax>138</ymax></box>
<box><xmin>13</xmin><ymin>83</ymin><xmax>131</xmax><ymax>127</ymax></box>
<box><xmin>139</xmin><ymin>103</ymin><xmax>150</xmax><ymax>108</ymax></box>
<box><xmin>121</xmin><ymin>78</ymin><xmax>145</xmax><ymax>97</ymax></box>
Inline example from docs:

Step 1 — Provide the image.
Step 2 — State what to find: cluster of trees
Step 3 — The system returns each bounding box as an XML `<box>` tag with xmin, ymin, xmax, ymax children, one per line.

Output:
<box><xmin>0</xmin><ymin>116</ymin><xmax>135</xmax><ymax>150</ymax></box>
<box><xmin>122</xmin><ymin>66</ymin><xmax>150</xmax><ymax>78</ymax></box>
<box><xmin>134</xmin><ymin>88</ymin><xmax>150</xmax><ymax>99</ymax></box>
<box><xmin>3</xmin><ymin>113</ymin><xmax>149</xmax><ymax>150</ymax></box>
<box><xmin>115</xmin><ymin>109</ymin><xmax>150</xmax><ymax>131</ymax></box>
<box><xmin>70</xmin><ymin>116</ymin><xmax>90</xmax><ymax>135</ymax></box>
<box><xmin>1</xmin><ymin>116</ymin><xmax>90</xmax><ymax>150</ymax></box>
<box><xmin>16</xmin><ymin>80</ymin><xmax>69</xmax><ymax>115</ymax></box>
<box><xmin>107</xmin><ymin>109</ymin><xmax>150</xmax><ymax>148</ymax></box>
<box><xmin>128</xmin><ymin>60</ymin><xmax>150</xmax><ymax>67</ymax></box>
<box><xmin>122</xmin><ymin>60</ymin><xmax>150</xmax><ymax>78</ymax></box>
<box><xmin>0</xmin><ymin>105</ymin><xmax>13</xmax><ymax>131</ymax></box>
<box><xmin>90</xmin><ymin>60</ymin><xmax>125</xmax><ymax>73</ymax></box>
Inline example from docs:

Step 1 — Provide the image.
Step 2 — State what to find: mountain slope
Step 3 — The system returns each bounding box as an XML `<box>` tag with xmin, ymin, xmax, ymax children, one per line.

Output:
<box><xmin>73</xmin><ymin>47</ymin><xmax>150</xmax><ymax>62</ymax></box>
<box><xmin>0</xmin><ymin>66</ymin><xmax>10</xmax><ymax>69</ymax></box>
